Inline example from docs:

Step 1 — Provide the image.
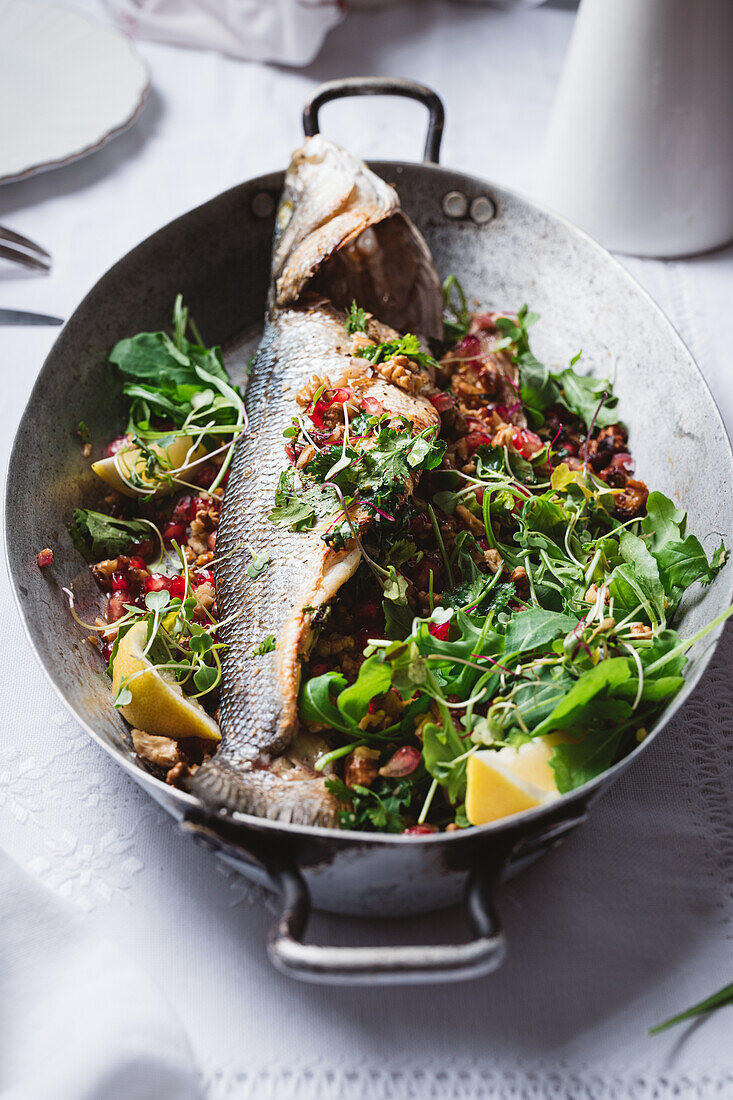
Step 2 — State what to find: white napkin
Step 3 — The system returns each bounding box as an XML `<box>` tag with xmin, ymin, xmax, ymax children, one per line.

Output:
<box><xmin>0</xmin><ymin>849</ymin><xmax>201</xmax><ymax>1100</ymax></box>
<box><xmin>105</xmin><ymin>0</ymin><xmax>345</xmax><ymax>66</ymax></box>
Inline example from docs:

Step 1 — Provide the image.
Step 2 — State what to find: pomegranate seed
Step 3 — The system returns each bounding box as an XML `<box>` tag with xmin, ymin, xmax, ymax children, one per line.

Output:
<box><xmin>466</xmin><ymin>431</ymin><xmax>493</xmax><ymax>454</ymax></box>
<box><xmin>100</xmin><ymin>638</ymin><xmax>114</xmax><ymax>663</ymax></box>
<box><xmin>36</xmin><ymin>548</ymin><xmax>53</xmax><ymax>568</ymax></box>
<box><xmin>171</xmin><ymin>495</ymin><xmax>195</xmax><ymax>523</ymax></box>
<box><xmin>456</xmin><ymin>334</ymin><xmax>481</xmax><ymax>364</ymax></box>
<box><xmin>429</xmin><ymin>621</ymin><xmax>450</xmax><ymax>641</ymax></box>
<box><xmin>194</xmin><ymin>569</ymin><xmax>215</xmax><ymax>587</ymax></box>
<box><xmin>106</xmin><ymin>435</ymin><xmax>131</xmax><ymax>457</ymax></box>
<box><xmin>128</xmin><ymin>555</ymin><xmax>147</xmax><ymax>571</ymax></box>
<box><xmin>379</xmin><ymin>745</ymin><xmax>422</xmax><ymax>778</ymax></box>
<box><xmin>111</xmin><ymin>571</ymin><xmax>129</xmax><ymax>591</ymax></box>
<box><xmin>402</xmin><ymin>824</ymin><xmax>438</xmax><ymax>836</ymax></box>
<box><xmin>107</xmin><ymin>591</ymin><xmax>127</xmax><ymax>622</ymax></box>
<box><xmin>145</xmin><ymin>573</ymin><xmax>170</xmax><ymax>593</ymax></box>
<box><xmin>610</xmin><ymin>452</ymin><xmax>634</xmax><ymax>473</ymax></box>
<box><xmin>168</xmin><ymin>575</ymin><xmax>186</xmax><ymax>599</ymax></box>
<box><xmin>428</xmin><ymin>391</ymin><xmax>456</xmax><ymax>413</ymax></box>
<box><xmin>513</xmin><ymin>428</ymin><xmax>543</xmax><ymax>459</ymax></box>
<box><xmin>163</xmin><ymin>522</ymin><xmax>187</xmax><ymax>544</ymax></box>
<box><xmin>362</xmin><ymin>395</ymin><xmax>383</xmax><ymax>415</ymax></box>
<box><xmin>129</xmin><ymin>539</ymin><xmax>154</xmax><ymax>560</ymax></box>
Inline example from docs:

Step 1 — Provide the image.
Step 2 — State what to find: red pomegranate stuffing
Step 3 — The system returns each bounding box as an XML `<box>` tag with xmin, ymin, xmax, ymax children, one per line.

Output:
<box><xmin>379</xmin><ymin>745</ymin><xmax>422</xmax><ymax>778</ymax></box>
<box><xmin>168</xmin><ymin>575</ymin><xmax>186</xmax><ymax>599</ymax></box>
<box><xmin>429</xmin><ymin>391</ymin><xmax>456</xmax><ymax>413</ymax></box>
<box><xmin>402</xmin><ymin>824</ymin><xmax>439</xmax><ymax>836</ymax></box>
<box><xmin>36</xmin><ymin>548</ymin><xmax>54</xmax><ymax>568</ymax></box>
<box><xmin>128</xmin><ymin>555</ymin><xmax>147</xmax><ymax>571</ymax></box>
<box><xmin>162</xmin><ymin>521</ymin><xmax>187</xmax><ymax>544</ymax></box>
<box><xmin>512</xmin><ymin>428</ymin><xmax>543</xmax><ymax>459</ymax></box>
<box><xmin>145</xmin><ymin>573</ymin><xmax>170</xmax><ymax>593</ymax></box>
<box><xmin>107</xmin><ymin>591</ymin><xmax>127</xmax><ymax>622</ymax></box>
<box><xmin>454</xmin><ymin>334</ymin><xmax>481</xmax><ymax>367</ymax></box>
<box><xmin>194</xmin><ymin>569</ymin><xmax>215</xmax><ymax>587</ymax></box>
<box><xmin>171</xmin><ymin>495</ymin><xmax>195</xmax><ymax>523</ymax></box>
<box><xmin>111</xmin><ymin>571</ymin><xmax>129</xmax><ymax>591</ymax></box>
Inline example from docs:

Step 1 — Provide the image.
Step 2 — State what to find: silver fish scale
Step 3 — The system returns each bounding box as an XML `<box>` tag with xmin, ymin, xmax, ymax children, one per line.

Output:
<box><xmin>213</xmin><ymin>306</ymin><xmax>354</xmax><ymax>766</ymax></box>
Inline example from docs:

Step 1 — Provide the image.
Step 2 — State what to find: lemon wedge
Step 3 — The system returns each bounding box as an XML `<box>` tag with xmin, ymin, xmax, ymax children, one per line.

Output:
<box><xmin>92</xmin><ymin>434</ymin><xmax>208</xmax><ymax>498</ymax></box>
<box><xmin>466</xmin><ymin>734</ymin><xmax>567</xmax><ymax>826</ymax></box>
<box><xmin>111</xmin><ymin>621</ymin><xmax>221</xmax><ymax>741</ymax></box>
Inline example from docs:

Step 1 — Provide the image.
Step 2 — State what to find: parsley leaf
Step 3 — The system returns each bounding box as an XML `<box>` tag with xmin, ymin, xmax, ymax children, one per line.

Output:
<box><xmin>251</xmin><ymin>635</ymin><xmax>276</xmax><ymax>656</ymax></box>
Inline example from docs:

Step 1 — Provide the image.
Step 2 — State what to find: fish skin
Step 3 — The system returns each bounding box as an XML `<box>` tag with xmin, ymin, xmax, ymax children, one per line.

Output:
<box><xmin>188</xmin><ymin>138</ymin><xmax>443</xmax><ymax>825</ymax></box>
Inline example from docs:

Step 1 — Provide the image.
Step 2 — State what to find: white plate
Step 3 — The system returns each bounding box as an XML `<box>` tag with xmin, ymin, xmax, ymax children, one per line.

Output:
<box><xmin>0</xmin><ymin>0</ymin><xmax>150</xmax><ymax>184</ymax></box>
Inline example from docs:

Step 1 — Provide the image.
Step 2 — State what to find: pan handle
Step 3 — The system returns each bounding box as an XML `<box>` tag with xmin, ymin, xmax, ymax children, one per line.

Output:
<box><xmin>267</xmin><ymin>863</ymin><xmax>504</xmax><ymax>985</ymax></box>
<box><xmin>302</xmin><ymin>77</ymin><xmax>445</xmax><ymax>164</ymax></box>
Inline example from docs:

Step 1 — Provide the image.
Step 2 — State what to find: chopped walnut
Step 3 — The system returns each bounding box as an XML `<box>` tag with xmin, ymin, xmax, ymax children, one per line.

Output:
<box><xmin>629</xmin><ymin>622</ymin><xmax>653</xmax><ymax>639</ymax></box>
<box><xmin>297</xmin><ymin>374</ymin><xmax>330</xmax><ymax>407</ymax></box>
<box><xmin>296</xmin><ymin>444</ymin><xmax>316</xmax><ymax>470</ymax></box>
<box><xmin>344</xmin><ymin>746</ymin><xmax>380</xmax><ymax>789</ymax></box>
<box><xmin>375</xmin><ymin>354</ymin><xmax>422</xmax><ymax>393</ymax></box>
<box><xmin>455</xmin><ymin>504</ymin><xmax>485</xmax><ymax>536</ymax></box>
<box><xmin>510</xmin><ymin>566</ymin><xmax>529</xmax><ymax>597</ymax></box>
<box><xmin>483</xmin><ymin>548</ymin><xmax>503</xmax><ymax>573</ymax></box>
<box><xmin>492</xmin><ymin>424</ymin><xmax>515</xmax><ymax>449</ymax></box>
<box><xmin>193</xmin><ymin>581</ymin><xmax>215</xmax><ymax>614</ymax></box>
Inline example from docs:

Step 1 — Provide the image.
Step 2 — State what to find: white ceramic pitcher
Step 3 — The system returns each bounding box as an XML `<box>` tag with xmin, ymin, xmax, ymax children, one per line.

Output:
<box><xmin>537</xmin><ymin>0</ymin><xmax>733</xmax><ymax>257</ymax></box>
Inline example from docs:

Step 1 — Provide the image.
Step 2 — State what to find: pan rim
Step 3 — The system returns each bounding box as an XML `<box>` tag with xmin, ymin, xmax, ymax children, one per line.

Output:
<box><xmin>5</xmin><ymin>158</ymin><xmax>732</xmax><ymax>847</ymax></box>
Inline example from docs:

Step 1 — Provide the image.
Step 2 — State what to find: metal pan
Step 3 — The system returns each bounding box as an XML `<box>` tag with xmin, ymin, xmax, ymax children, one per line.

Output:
<box><xmin>6</xmin><ymin>78</ymin><xmax>732</xmax><ymax>984</ymax></box>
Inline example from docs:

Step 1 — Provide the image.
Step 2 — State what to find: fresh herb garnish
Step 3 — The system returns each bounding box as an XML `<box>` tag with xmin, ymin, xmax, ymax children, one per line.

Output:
<box><xmin>345</xmin><ymin>300</ymin><xmax>368</xmax><ymax>334</ymax></box>
<box><xmin>67</xmin><ymin>509</ymin><xmax>153</xmax><ymax>563</ymax></box>
<box><xmin>246</xmin><ymin>548</ymin><xmax>272</xmax><ymax>579</ymax></box>
<box><xmin>251</xmin><ymin>635</ymin><xmax>277</xmax><ymax>656</ymax></box>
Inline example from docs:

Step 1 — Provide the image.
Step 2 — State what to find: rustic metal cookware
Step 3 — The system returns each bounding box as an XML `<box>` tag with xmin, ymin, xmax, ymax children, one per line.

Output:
<box><xmin>6</xmin><ymin>79</ymin><xmax>732</xmax><ymax>984</ymax></box>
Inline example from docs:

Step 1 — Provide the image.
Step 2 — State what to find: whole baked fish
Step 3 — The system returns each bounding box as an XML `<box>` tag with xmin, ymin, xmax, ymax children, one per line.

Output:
<box><xmin>189</xmin><ymin>137</ymin><xmax>443</xmax><ymax>825</ymax></box>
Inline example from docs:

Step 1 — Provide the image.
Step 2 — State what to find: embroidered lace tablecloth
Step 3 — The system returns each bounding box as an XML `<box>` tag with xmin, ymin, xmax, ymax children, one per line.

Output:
<box><xmin>1</xmin><ymin>2</ymin><xmax>732</xmax><ymax>1096</ymax></box>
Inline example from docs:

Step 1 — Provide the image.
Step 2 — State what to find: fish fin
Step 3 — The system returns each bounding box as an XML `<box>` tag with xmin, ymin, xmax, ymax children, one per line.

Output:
<box><xmin>188</xmin><ymin>757</ymin><xmax>340</xmax><ymax>828</ymax></box>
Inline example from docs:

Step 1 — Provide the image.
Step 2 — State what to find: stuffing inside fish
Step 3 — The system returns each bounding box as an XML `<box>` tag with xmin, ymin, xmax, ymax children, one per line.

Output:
<box><xmin>188</xmin><ymin>137</ymin><xmax>444</xmax><ymax>825</ymax></box>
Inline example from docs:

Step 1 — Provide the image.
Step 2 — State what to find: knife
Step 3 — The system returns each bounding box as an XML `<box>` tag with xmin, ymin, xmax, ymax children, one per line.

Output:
<box><xmin>0</xmin><ymin>308</ymin><xmax>63</xmax><ymax>326</ymax></box>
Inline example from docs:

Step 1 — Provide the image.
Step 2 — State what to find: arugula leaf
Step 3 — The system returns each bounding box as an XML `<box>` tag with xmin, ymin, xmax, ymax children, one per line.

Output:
<box><xmin>640</xmin><ymin>492</ymin><xmax>727</xmax><ymax>603</ymax></box>
<box><xmin>550</xmin><ymin>727</ymin><xmax>624</xmax><ymax>794</ymax></box>
<box><xmin>618</xmin><ymin>530</ymin><xmax>666</xmax><ymax>623</ymax></box>
<box><xmin>299</xmin><ymin>671</ymin><xmax>353</xmax><ymax>734</ymax></box>
<box><xmin>532</xmin><ymin>658</ymin><xmax>632</xmax><ymax>737</ymax></box>
<box><xmin>67</xmin><ymin>509</ymin><xmax>151</xmax><ymax>563</ymax></box>
<box><xmin>421</xmin><ymin>719</ymin><xmax>468</xmax><ymax>803</ymax></box>
<box><xmin>504</xmin><ymin>609</ymin><xmax>579</xmax><ymax>654</ymax></box>
<box><xmin>641</xmin><ymin>492</ymin><xmax>687</xmax><ymax>549</ymax></box>
<box><xmin>336</xmin><ymin>655</ymin><xmax>392</xmax><ymax>725</ymax></box>
<box><xmin>551</xmin><ymin>367</ymin><xmax>619</xmax><ymax>430</ymax></box>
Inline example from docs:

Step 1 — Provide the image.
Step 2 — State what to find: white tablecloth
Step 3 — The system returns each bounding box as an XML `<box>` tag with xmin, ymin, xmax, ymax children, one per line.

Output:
<box><xmin>1</xmin><ymin>2</ymin><xmax>732</xmax><ymax>1097</ymax></box>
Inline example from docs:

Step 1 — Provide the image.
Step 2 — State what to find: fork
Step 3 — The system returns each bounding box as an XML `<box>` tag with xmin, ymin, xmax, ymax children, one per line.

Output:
<box><xmin>0</xmin><ymin>224</ymin><xmax>51</xmax><ymax>273</ymax></box>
